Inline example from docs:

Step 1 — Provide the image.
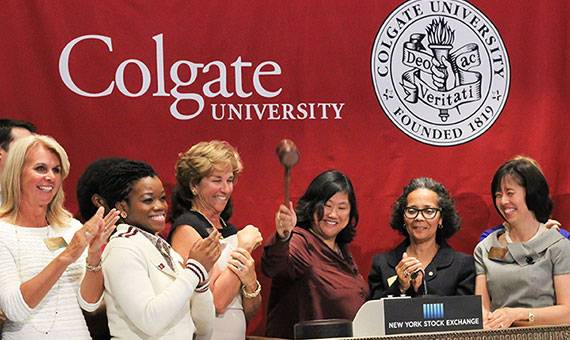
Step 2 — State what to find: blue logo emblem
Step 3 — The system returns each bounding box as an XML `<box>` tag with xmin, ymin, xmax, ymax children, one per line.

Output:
<box><xmin>423</xmin><ymin>303</ymin><xmax>444</xmax><ymax>319</ymax></box>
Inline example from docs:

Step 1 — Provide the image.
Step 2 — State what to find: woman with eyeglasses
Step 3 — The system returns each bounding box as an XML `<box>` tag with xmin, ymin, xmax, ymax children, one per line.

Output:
<box><xmin>368</xmin><ymin>177</ymin><xmax>475</xmax><ymax>299</ymax></box>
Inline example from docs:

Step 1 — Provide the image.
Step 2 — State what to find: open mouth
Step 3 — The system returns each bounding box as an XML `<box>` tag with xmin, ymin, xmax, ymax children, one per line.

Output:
<box><xmin>149</xmin><ymin>214</ymin><xmax>166</xmax><ymax>222</ymax></box>
<box><xmin>38</xmin><ymin>185</ymin><xmax>54</xmax><ymax>193</ymax></box>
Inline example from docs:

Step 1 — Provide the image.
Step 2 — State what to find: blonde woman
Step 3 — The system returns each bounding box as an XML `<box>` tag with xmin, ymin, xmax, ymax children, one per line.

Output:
<box><xmin>0</xmin><ymin>135</ymin><xmax>118</xmax><ymax>339</ymax></box>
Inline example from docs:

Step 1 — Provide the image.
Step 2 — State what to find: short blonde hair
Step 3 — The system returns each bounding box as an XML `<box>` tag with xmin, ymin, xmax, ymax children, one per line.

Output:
<box><xmin>0</xmin><ymin>135</ymin><xmax>72</xmax><ymax>227</ymax></box>
<box><xmin>172</xmin><ymin>140</ymin><xmax>243</xmax><ymax>218</ymax></box>
<box><xmin>175</xmin><ymin>140</ymin><xmax>243</xmax><ymax>187</ymax></box>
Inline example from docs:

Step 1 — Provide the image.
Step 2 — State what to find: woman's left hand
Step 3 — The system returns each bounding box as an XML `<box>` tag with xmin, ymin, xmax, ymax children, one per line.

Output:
<box><xmin>485</xmin><ymin>307</ymin><xmax>518</xmax><ymax>330</ymax></box>
<box><xmin>227</xmin><ymin>247</ymin><xmax>257</xmax><ymax>287</ymax></box>
<box><xmin>87</xmin><ymin>208</ymin><xmax>120</xmax><ymax>254</ymax></box>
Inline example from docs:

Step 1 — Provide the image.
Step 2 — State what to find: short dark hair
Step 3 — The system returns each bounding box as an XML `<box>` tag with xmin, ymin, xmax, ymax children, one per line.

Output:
<box><xmin>0</xmin><ymin>119</ymin><xmax>37</xmax><ymax>151</ymax></box>
<box><xmin>390</xmin><ymin>177</ymin><xmax>460</xmax><ymax>243</ymax></box>
<box><xmin>98</xmin><ymin>160</ymin><xmax>157</xmax><ymax>210</ymax></box>
<box><xmin>76</xmin><ymin>157</ymin><xmax>127</xmax><ymax>222</ymax></box>
<box><xmin>491</xmin><ymin>157</ymin><xmax>552</xmax><ymax>223</ymax></box>
<box><xmin>295</xmin><ymin>170</ymin><xmax>359</xmax><ymax>245</ymax></box>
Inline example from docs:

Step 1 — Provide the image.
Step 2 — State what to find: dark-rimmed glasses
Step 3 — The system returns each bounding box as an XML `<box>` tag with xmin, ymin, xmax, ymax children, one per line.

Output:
<box><xmin>404</xmin><ymin>207</ymin><xmax>441</xmax><ymax>220</ymax></box>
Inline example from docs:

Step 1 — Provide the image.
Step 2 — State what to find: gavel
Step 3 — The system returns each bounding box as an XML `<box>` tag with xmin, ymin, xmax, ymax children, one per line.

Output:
<box><xmin>275</xmin><ymin>139</ymin><xmax>299</xmax><ymax>203</ymax></box>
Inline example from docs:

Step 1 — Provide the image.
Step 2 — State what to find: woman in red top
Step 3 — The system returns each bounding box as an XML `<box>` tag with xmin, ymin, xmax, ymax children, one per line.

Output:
<box><xmin>262</xmin><ymin>169</ymin><xmax>368</xmax><ymax>339</ymax></box>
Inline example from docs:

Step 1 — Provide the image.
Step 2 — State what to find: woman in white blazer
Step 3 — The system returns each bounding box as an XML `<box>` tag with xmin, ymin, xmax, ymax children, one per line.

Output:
<box><xmin>100</xmin><ymin>160</ymin><xmax>221</xmax><ymax>339</ymax></box>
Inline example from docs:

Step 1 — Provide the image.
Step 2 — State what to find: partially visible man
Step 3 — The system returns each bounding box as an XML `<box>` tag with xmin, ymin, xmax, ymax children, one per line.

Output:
<box><xmin>0</xmin><ymin>118</ymin><xmax>36</xmax><ymax>336</ymax></box>
<box><xmin>0</xmin><ymin>119</ymin><xmax>37</xmax><ymax>173</ymax></box>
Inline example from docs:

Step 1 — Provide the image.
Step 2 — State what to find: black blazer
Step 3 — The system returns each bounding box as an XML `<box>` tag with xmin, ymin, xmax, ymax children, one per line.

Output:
<box><xmin>368</xmin><ymin>240</ymin><xmax>475</xmax><ymax>299</ymax></box>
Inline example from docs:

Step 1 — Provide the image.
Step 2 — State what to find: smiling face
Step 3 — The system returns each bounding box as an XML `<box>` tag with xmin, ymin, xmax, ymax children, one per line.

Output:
<box><xmin>121</xmin><ymin>176</ymin><xmax>167</xmax><ymax>234</ymax></box>
<box><xmin>192</xmin><ymin>165</ymin><xmax>234</xmax><ymax>216</ymax></box>
<box><xmin>20</xmin><ymin>143</ymin><xmax>62</xmax><ymax>208</ymax></box>
<box><xmin>310</xmin><ymin>191</ymin><xmax>351</xmax><ymax>243</ymax></box>
<box><xmin>404</xmin><ymin>188</ymin><xmax>442</xmax><ymax>244</ymax></box>
<box><xmin>494</xmin><ymin>174</ymin><xmax>533</xmax><ymax>225</ymax></box>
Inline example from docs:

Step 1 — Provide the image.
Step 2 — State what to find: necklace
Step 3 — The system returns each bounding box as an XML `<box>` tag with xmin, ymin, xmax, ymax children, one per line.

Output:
<box><xmin>14</xmin><ymin>225</ymin><xmax>61</xmax><ymax>335</ymax></box>
<box><xmin>191</xmin><ymin>209</ymin><xmax>227</xmax><ymax>235</ymax></box>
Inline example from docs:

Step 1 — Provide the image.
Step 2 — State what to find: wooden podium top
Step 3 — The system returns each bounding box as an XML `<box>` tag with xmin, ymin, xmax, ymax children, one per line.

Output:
<box><xmin>247</xmin><ymin>324</ymin><xmax>570</xmax><ymax>340</ymax></box>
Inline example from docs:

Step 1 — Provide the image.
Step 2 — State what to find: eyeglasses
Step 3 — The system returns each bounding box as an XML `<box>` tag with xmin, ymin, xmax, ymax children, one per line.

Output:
<box><xmin>403</xmin><ymin>207</ymin><xmax>441</xmax><ymax>220</ymax></box>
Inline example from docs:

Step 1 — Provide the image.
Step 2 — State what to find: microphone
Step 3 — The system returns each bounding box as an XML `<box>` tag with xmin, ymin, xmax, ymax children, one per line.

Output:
<box><xmin>410</xmin><ymin>269</ymin><xmax>428</xmax><ymax>295</ymax></box>
<box><xmin>526</xmin><ymin>256</ymin><xmax>534</xmax><ymax>265</ymax></box>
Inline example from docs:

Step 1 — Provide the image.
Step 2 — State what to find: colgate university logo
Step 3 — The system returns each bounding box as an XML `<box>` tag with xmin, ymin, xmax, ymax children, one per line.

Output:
<box><xmin>371</xmin><ymin>0</ymin><xmax>510</xmax><ymax>146</ymax></box>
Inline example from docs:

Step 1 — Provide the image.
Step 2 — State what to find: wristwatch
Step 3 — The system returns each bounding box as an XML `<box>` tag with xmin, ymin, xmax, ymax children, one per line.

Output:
<box><xmin>528</xmin><ymin>311</ymin><xmax>535</xmax><ymax>323</ymax></box>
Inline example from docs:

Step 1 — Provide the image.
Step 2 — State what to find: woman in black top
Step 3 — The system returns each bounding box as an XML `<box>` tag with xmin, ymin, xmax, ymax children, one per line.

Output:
<box><xmin>168</xmin><ymin>140</ymin><xmax>262</xmax><ymax>339</ymax></box>
<box><xmin>368</xmin><ymin>177</ymin><xmax>475</xmax><ymax>299</ymax></box>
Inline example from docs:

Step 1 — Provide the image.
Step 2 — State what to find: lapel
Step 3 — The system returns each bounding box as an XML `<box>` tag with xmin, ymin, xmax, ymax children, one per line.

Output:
<box><xmin>423</xmin><ymin>243</ymin><xmax>453</xmax><ymax>282</ymax></box>
<box><xmin>113</xmin><ymin>224</ymin><xmax>179</xmax><ymax>279</ymax></box>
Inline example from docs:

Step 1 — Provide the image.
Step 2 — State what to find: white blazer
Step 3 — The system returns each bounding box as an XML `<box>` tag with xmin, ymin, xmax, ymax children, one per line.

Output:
<box><xmin>102</xmin><ymin>224</ymin><xmax>214</xmax><ymax>339</ymax></box>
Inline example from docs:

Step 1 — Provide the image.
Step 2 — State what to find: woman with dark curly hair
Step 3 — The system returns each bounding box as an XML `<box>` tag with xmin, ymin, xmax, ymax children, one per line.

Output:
<box><xmin>262</xmin><ymin>169</ymin><xmax>368</xmax><ymax>339</ymax></box>
<box><xmin>368</xmin><ymin>177</ymin><xmax>474</xmax><ymax>299</ymax></box>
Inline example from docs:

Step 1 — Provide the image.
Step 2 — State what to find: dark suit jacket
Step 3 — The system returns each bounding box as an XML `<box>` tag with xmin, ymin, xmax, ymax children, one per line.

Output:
<box><xmin>368</xmin><ymin>240</ymin><xmax>475</xmax><ymax>299</ymax></box>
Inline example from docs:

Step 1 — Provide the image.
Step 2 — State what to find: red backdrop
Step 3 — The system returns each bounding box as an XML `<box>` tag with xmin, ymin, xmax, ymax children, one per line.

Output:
<box><xmin>2</xmin><ymin>0</ymin><xmax>569</xmax><ymax>335</ymax></box>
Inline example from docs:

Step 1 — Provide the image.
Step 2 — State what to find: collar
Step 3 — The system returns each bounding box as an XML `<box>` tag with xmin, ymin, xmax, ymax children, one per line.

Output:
<box><xmin>484</xmin><ymin>228</ymin><xmax>565</xmax><ymax>266</ymax></box>
<box><xmin>111</xmin><ymin>224</ymin><xmax>178</xmax><ymax>277</ymax></box>
<box><xmin>387</xmin><ymin>239</ymin><xmax>454</xmax><ymax>270</ymax></box>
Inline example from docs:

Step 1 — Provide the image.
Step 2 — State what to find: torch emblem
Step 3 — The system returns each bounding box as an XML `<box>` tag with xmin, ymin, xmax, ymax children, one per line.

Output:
<box><xmin>427</xmin><ymin>18</ymin><xmax>455</xmax><ymax>122</ymax></box>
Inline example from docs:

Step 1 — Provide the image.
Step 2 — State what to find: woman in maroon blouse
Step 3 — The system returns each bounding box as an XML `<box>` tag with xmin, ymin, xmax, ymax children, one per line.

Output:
<box><xmin>262</xmin><ymin>169</ymin><xmax>368</xmax><ymax>339</ymax></box>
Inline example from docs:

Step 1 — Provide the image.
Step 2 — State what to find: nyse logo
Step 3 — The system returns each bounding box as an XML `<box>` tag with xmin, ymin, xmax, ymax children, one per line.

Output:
<box><xmin>423</xmin><ymin>303</ymin><xmax>444</xmax><ymax>320</ymax></box>
<box><xmin>371</xmin><ymin>0</ymin><xmax>510</xmax><ymax>146</ymax></box>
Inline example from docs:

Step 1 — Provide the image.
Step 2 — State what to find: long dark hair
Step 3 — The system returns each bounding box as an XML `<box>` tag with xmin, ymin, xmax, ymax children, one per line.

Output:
<box><xmin>296</xmin><ymin>170</ymin><xmax>359</xmax><ymax>245</ymax></box>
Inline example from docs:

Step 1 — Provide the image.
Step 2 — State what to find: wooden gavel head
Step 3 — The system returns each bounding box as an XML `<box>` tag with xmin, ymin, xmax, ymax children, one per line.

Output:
<box><xmin>276</xmin><ymin>139</ymin><xmax>299</xmax><ymax>168</ymax></box>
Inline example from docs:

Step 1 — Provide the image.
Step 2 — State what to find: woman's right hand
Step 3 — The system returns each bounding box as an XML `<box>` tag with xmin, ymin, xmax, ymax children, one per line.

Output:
<box><xmin>237</xmin><ymin>225</ymin><xmax>263</xmax><ymax>252</ymax></box>
<box><xmin>396</xmin><ymin>252</ymin><xmax>423</xmax><ymax>293</ymax></box>
<box><xmin>275</xmin><ymin>202</ymin><xmax>296</xmax><ymax>239</ymax></box>
<box><xmin>188</xmin><ymin>229</ymin><xmax>222</xmax><ymax>272</ymax></box>
<box><xmin>227</xmin><ymin>247</ymin><xmax>257</xmax><ymax>287</ymax></box>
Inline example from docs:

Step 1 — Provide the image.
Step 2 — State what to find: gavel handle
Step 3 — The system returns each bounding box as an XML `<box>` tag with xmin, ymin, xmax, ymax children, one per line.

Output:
<box><xmin>284</xmin><ymin>166</ymin><xmax>291</xmax><ymax>204</ymax></box>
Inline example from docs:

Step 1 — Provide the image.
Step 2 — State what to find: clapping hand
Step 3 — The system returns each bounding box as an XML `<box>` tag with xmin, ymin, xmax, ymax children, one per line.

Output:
<box><xmin>396</xmin><ymin>252</ymin><xmax>424</xmax><ymax>293</ymax></box>
<box><xmin>237</xmin><ymin>225</ymin><xmax>263</xmax><ymax>252</ymax></box>
<box><xmin>188</xmin><ymin>229</ymin><xmax>222</xmax><ymax>272</ymax></box>
<box><xmin>61</xmin><ymin>207</ymin><xmax>118</xmax><ymax>265</ymax></box>
<box><xmin>88</xmin><ymin>208</ymin><xmax>120</xmax><ymax>254</ymax></box>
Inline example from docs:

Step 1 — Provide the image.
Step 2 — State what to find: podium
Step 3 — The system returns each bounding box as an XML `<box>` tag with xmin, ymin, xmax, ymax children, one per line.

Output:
<box><xmin>353</xmin><ymin>295</ymin><xmax>482</xmax><ymax>337</ymax></box>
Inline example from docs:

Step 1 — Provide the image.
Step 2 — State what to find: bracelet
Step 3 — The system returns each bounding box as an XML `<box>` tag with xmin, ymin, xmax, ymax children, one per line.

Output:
<box><xmin>85</xmin><ymin>258</ymin><xmax>102</xmax><ymax>272</ymax></box>
<box><xmin>241</xmin><ymin>280</ymin><xmax>261</xmax><ymax>299</ymax></box>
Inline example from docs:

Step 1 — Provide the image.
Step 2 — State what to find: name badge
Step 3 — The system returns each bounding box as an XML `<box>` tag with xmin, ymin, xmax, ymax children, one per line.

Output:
<box><xmin>488</xmin><ymin>246</ymin><xmax>508</xmax><ymax>261</ymax></box>
<box><xmin>44</xmin><ymin>237</ymin><xmax>68</xmax><ymax>251</ymax></box>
